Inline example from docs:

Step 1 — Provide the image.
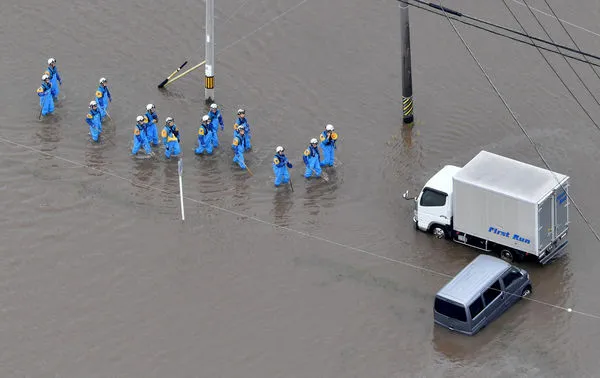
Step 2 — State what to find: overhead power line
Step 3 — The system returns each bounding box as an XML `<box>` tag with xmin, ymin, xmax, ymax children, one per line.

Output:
<box><xmin>498</xmin><ymin>0</ymin><xmax>600</xmax><ymax>132</ymax></box>
<box><xmin>397</xmin><ymin>0</ymin><xmax>600</xmax><ymax>69</ymax></box>
<box><xmin>433</xmin><ymin>0</ymin><xmax>600</xmax><ymax>243</ymax></box>
<box><xmin>539</xmin><ymin>0</ymin><xmax>600</xmax><ymax>84</ymax></box>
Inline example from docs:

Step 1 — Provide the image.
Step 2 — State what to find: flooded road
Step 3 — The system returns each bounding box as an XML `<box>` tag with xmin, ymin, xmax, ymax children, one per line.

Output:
<box><xmin>2</xmin><ymin>0</ymin><xmax>600</xmax><ymax>376</ymax></box>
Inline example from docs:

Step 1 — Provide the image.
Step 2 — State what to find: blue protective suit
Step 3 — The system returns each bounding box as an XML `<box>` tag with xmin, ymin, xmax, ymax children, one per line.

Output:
<box><xmin>161</xmin><ymin>124</ymin><xmax>181</xmax><ymax>158</ymax></box>
<box><xmin>231</xmin><ymin>134</ymin><xmax>247</xmax><ymax>169</ymax></box>
<box><xmin>144</xmin><ymin>110</ymin><xmax>160</xmax><ymax>146</ymax></box>
<box><xmin>132</xmin><ymin>123</ymin><xmax>151</xmax><ymax>155</ymax></box>
<box><xmin>303</xmin><ymin>145</ymin><xmax>322</xmax><ymax>178</ymax></box>
<box><xmin>195</xmin><ymin>123</ymin><xmax>213</xmax><ymax>155</ymax></box>
<box><xmin>95</xmin><ymin>85</ymin><xmax>111</xmax><ymax>120</ymax></box>
<box><xmin>208</xmin><ymin>109</ymin><xmax>224</xmax><ymax>147</ymax></box>
<box><xmin>273</xmin><ymin>153</ymin><xmax>292</xmax><ymax>187</ymax></box>
<box><xmin>37</xmin><ymin>81</ymin><xmax>54</xmax><ymax>116</ymax></box>
<box><xmin>234</xmin><ymin>116</ymin><xmax>251</xmax><ymax>151</ymax></box>
<box><xmin>85</xmin><ymin>108</ymin><xmax>102</xmax><ymax>142</ymax></box>
<box><xmin>319</xmin><ymin>131</ymin><xmax>338</xmax><ymax>167</ymax></box>
<box><xmin>45</xmin><ymin>65</ymin><xmax>62</xmax><ymax>100</ymax></box>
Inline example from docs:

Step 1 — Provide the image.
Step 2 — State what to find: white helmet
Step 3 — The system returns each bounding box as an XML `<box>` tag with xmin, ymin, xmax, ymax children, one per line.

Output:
<box><xmin>136</xmin><ymin>115</ymin><xmax>144</xmax><ymax>122</ymax></box>
<box><xmin>326</xmin><ymin>124</ymin><xmax>334</xmax><ymax>131</ymax></box>
<box><xmin>41</xmin><ymin>74</ymin><xmax>49</xmax><ymax>80</ymax></box>
<box><xmin>99</xmin><ymin>77</ymin><xmax>107</xmax><ymax>84</ymax></box>
<box><xmin>237</xmin><ymin>108</ymin><xmax>245</xmax><ymax>114</ymax></box>
<box><xmin>210</xmin><ymin>103</ymin><xmax>218</xmax><ymax>109</ymax></box>
<box><xmin>202</xmin><ymin>115</ymin><xmax>209</xmax><ymax>122</ymax></box>
<box><xmin>166</xmin><ymin>117</ymin><xmax>174</xmax><ymax>123</ymax></box>
<box><xmin>276</xmin><ymin>146</ymin><xmax>284</xmax><ymax>153</ymax></box>
<box><xmin>310</xmin><ymin>138</ymin><xmax>318</xmax><ymax>144</ymax></box>
<box><xmin>48</xmin><ymin>58</ymin><xmax>56</xmax><ymax>65</ymax></box>
<box><xmin>146</xmin><ymin>103</ymin><xmax>154</xmax><ymax>111</ymax></box>
<box><xmin>89</xmin><ymin>100</ymin><xmax>97</xmax><ymax>107</ymax></box>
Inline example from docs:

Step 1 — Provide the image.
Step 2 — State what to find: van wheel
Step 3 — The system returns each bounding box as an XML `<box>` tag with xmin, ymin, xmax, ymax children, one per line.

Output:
<box><xmin>521</xmin><ymin>286</ymin><xmax>532</xmax><ymax>298</ymax></box>
<box><xmin>500</xmin><ymin>249</ymin><xmax>514</xmax><ymax>263</ymax></box>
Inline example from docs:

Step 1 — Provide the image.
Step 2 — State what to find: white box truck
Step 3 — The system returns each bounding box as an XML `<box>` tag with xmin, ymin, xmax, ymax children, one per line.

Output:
<box><xmin>404</xmin><ymin>150</ymin><xmax>569</xmax><ymax>264</ymax></box>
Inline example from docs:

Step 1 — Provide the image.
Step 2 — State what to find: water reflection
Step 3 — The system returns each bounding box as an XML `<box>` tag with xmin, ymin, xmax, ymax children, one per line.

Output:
<box><xmin>271</xmin><ymin>186</ymin><xmax>294</xmax><ymax>227</ymax></box>
<box><xmin>160</xmin><ymin>157</ymin><xmax>180</xmax><ymax>215</ymax></box>
<box><xmin>230</xmin><ymin>170</ymin><xmax>251</xmax><ymax>213</ymax></box>
<box><xmin>401</xmin><ymin>124</ymin><xmax>414</xmax><ymax>151</ymax></box>
<box><xmin>131</xmin><ymin>156</ymin><xmax>158</xmax><ymax>205</ymax></box>
<box><xmin>431</xmin><ymin>325</ymin><xmax>496</xmax><ymax>362</ymax></box>
<box><xmin>34</xmin><ymin>120</ymin><xmax>61</xmax><ymax>158</ymax></box>
<box><xmin>83</xmin><ymin>142</ymin><xmax>108</xmax><ymax>177</ymax></box>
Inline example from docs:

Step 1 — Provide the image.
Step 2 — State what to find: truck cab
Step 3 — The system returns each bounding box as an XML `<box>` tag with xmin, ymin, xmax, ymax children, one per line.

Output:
<box><xmin>414</xmin><ymin>165</ymin><xmax>462</xmax><ymax>238</ymax></box>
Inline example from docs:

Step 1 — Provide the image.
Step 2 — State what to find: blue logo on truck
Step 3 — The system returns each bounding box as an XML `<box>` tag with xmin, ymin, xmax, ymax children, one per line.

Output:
<box><xmin>488</xmin><ymin>227</ymin><xmax>531</xmax><ymax>245</ymax></box>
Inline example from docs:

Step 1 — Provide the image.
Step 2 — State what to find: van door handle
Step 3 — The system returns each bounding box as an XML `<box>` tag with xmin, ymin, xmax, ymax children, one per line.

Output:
<box><xmin>440</xmin><ymin>215</ymin><xmax>448</xmax><ymax>219</ymax></box>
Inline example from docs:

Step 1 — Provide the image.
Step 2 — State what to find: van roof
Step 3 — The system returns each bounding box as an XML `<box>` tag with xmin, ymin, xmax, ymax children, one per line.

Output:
<box><xmin>436</xmin><ymin>255</ymin><xmax>510</xmax><ymax>305</ymax></box>
<box><xmin>452</xmin><ymin>150</ymin><xmax>569</xmax><ymax>203</ymax></box>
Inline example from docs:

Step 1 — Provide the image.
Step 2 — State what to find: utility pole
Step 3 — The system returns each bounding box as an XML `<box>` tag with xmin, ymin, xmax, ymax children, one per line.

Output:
<box><xmin>400</xmin><ymin>1</ymin><xmax>414</xmax><ymax>124</ymax></box>
<box><xmin>205</xmin><ymin>0</ymin><xmax>215</xmax><ymax>101</ymax></box>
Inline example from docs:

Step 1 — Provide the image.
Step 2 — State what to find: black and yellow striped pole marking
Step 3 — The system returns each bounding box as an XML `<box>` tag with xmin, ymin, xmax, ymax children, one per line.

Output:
<box><xmin>205</xmin><ymin>75</ymin><xmax>214</xmax><ymax>90</ymax></box>
<box><xmin>402</xmin><ymin>96</ymin><xmax>414</xmax><ymax>124</ymax></box>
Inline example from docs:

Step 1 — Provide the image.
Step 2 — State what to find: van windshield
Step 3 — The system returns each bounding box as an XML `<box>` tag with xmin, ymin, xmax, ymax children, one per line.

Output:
<box><xmin>434</xmin><ymin>297</ymin><xmax>467</xmax><ymax>322</ymax></box>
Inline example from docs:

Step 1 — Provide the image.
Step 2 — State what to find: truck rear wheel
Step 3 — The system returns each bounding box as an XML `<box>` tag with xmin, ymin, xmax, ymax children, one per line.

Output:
<box><xmin>500</xmin><ymin>249</ymin><xmax>514</xmax><ymax>263</ymax></box>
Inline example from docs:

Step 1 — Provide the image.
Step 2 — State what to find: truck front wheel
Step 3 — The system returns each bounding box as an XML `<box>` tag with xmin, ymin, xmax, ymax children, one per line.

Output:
<box><xmin>500</xmin><ymin>249</ymin><xmax>514</xmax><ymax>263</ymax></box>
<box><xmin>431</xmin><ymin>225</ymin><xmax>447</xmax><ymax>239</ymax></box>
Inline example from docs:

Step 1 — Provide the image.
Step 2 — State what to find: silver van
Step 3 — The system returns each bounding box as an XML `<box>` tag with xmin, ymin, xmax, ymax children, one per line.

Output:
<box><xmin>433</xmin><ymin>255</ymin><xmax>532</xmax><ymax>336</ymax></box>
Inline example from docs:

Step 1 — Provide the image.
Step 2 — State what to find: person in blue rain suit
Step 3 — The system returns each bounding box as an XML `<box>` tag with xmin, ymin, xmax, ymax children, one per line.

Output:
<box><xmin>303</xmin><ymin>138</ymin><xmax>322</xmax><ymax>178</ymax></box>
<box><xmin>85</xmin><ymin>101</ymin><xmax>102</xmax><ymax>142</ymax></box>
<box><xmin>208</xmin><ymin>103</ymin><xmax>224</xmax><ymax>148</ymax></box>
<box><xmin>195</xmin><ymin>115</ymin><xmax>214</xmax><ymax>155</ymax></box>
<box><xmin>233</xmin><ymin>108</ymin><xmax>251</xmax><ymax>151</ymax></box>
<box><xmin>319</xmin><ymin>124</ymin><xmax>338</xmax><ymax>167</ymax></box>
<box><xmin>132</xmin><ymin>115</ymin><xmax>152</xmax><ymax>156</ymax></box>
<box><xmin>273</xmin><ymin>146</ymin><xmax>293</xmax><ymax>187</ymax></box>
<box><xmin>95</xmin><ymin>77</ymin><xmax>111</xmax><ymax>120</ymax></box>
<box><xmin>161</xmin><ymin>116</ymin><xmax>181</xmax><ymax>159</ymax></box>
<box><xmin>231</xmin><ymin>125</ymin><xmax>247</xmax><ymax>170</ymax></box>
<box><xmin>44</xmin><ymin>58</ymin><xmax>62</xmax><ymax>101</ymax></box>
<box><xmin>144</xmin><ymin>103</ymin><xmax>160</xmax><ymax>146</ymax></box>
<box><xmin>36</xmin><ymin>74</ymin><xmax>54</xmax><ymax>116</ymax></box>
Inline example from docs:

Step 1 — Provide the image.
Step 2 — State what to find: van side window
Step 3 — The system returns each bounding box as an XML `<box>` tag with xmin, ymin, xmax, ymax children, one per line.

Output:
<box><xmin>502</xmin><ymin>269</ymin><xmax>522</xmax><ymax>289</ymax></box>
<box><xmin>420</xmin><ymin>188</ymin><xmax>447</xmax><ymax>207</ymax></box>
<box><xmin>483</xmin><ymin>280</ymin><xmax>502</xmax><ymax>305</ymax></box>
<box><xmin>434</xmin><ymin>298</ymin><xmax>466</xmax><ymax>322</ymax></box>
<box><xmin>469</xmin><ymin>297</ymin><xmax>485</xmax><ymax>319</ymax></box>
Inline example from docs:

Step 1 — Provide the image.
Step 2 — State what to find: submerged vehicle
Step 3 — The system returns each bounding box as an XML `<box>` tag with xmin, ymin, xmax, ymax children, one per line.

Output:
<box><xmin>404</xmin><ymin>150</ymin><xmax>569</xmax><ymax>264</ymax></box>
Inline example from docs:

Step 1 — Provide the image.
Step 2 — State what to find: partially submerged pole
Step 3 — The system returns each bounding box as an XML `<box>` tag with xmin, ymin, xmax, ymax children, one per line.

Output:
<box><xmin>205</xmin><ymin>0</ymin><xmax>215</xmax><ymax>101</ymax></box>
<box><xmin>400</xmin><ymin>2</ymin><xmax>414</xmax><ymax>124</ymax></box>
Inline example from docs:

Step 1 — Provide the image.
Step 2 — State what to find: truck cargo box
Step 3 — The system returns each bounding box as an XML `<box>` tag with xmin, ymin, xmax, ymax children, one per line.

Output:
<box><xmin>452</xmin><ymin>151</ymin><xmax>569</xmax><ymax>256</ymax></box>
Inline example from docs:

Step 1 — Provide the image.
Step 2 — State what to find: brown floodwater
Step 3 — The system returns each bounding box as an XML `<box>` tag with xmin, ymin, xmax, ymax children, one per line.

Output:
<box><xmin>2</xmin><ymin>0</ymin><xmax>600</xmax><ymax>376</ymax></box>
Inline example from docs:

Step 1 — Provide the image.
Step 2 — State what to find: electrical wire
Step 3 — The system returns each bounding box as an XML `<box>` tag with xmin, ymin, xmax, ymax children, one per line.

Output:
<box><xmin>397</xmin><ymin>0</ymin><xmax>600</xmax><ymax>69</ymax></box>
<box><xmin>540</xmin><ymin>0</ymin><xmax>600</xmax><ymax>84</ymax></box>
<box><xmin>1</xmin><ymin>134</ymin><xmax>600</xmax><ymax>319</ymax></box>
<box><xmin>498</xmin><ymin>0</ymin><xmax>600</xmax><ymax>133</ymax></box>
<box><xmin>517</xmin><ymin>0</ymin><xmax>600</xmax><ymax>109</ymax></box>
<box><xmin>434</xmin><ymin>0</ymin><xmax>600</xmax><ymax>245</ymax></box>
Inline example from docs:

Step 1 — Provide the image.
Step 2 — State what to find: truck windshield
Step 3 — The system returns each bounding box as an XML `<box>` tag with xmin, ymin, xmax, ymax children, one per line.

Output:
<box><xmin>420</xmin><ymin>188</ymin><xmax>447</xmax><ymax>207</ymax></box>
<box><xmin>434</xmin><ymin>297</ymin><xmax>467</xmax><ymax>322</ymax></box>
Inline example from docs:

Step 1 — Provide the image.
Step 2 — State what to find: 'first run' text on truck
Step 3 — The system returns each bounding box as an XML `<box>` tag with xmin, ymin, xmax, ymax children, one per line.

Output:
<box><xmin>404</xmin><ymin>150</ymin><xmax>569</xmax><ymax>265</ymax></box>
